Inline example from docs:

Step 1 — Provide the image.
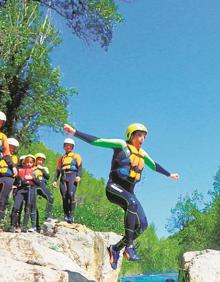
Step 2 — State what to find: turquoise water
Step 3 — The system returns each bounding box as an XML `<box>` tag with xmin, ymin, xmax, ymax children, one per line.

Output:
<box><xmin>120</xmin><ymin>272</ymin><xmax>178</xmax><ymax>282</ymax></box>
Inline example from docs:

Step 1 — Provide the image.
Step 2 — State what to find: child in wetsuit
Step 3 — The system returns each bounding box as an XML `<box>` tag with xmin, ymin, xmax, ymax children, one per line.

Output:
<box><xmin>33</xmin><ymin>152</ymin><xmax>54</xmax><ymax>231</ymax></box>
<box><xmin>11</xmin><ymin>154</ymin><xmax>40</xmax><ymax>232</ymax></box>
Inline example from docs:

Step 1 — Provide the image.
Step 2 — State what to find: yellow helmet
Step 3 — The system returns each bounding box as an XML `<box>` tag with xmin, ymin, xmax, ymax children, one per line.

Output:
<box><xmin>126</xmin><ymin>123</ymin><xmax>148</xmax><ymax>141</ymax></box>
<box><xmin>35</xmin><ymin>153</ymin><xmax>46</xmax><ymax>160</ymax></box>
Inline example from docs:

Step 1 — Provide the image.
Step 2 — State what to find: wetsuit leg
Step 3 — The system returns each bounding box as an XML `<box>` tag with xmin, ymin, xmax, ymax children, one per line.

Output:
<box><xmin>23</xmin><ymin>187</ymin><xmax>32</xmax><ymax>228</ymax></box>
<box><xmin>65</xmin><ymin>173</ymin><xmax>77</xmax><ymax>217</ymax></box>
<box><xmin>37</xmin><ymin>182</ymin><xmax>54</xmax><ymax>219</ymax></box>
<box><xmin>36</xmin><ymin>208</ymin><xmax>40</xmax><ymax>229</ymax></box>
<box><xmin>11</xmin><ymin>189</ymin><xmax>25</xmax><ymax>227</ymax></box>
<box><xmin>112</xmin><ymin>194</ymin><xmax>148</xmax><ymax>251</ymax></box>
<box><xmin>60</xmin><ymin>179</ymin><xmax>68</xmax><ymax>216</ymax></box>
<box><xmin>0</xmin><ymin>177</ymin><xmax>14</xmax><ymax>221</ymax></box>
<box><xmin>106</xmin><ymin>180</ymin><xmax>138</xmax><ymax>248</ymax></box>
<box><xmin>13</xmin><ymin>188</ymin><xmax>24</xmax><ymax>227</ymax></box>
<box><xmin>133</xmin><ymin>197</ymin><xmax>148</xmax><ymax>240</ymax></box>
<box><xmin>30</xmin><ymin>188</ymin><xmax>37</xmax><ymax>228</ymax></box>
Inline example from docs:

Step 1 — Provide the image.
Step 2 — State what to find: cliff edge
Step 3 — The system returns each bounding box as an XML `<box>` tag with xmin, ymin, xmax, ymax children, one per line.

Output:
<box><xmin>0</xmin><ymin>221</ymin><xmax>123</xmax><ymax>282</ymax></box>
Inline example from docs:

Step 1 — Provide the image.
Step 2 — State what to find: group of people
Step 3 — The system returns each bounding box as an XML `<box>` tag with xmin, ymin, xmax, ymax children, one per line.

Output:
<box><xmin>0</xmin><ymin>109</ymin><xmax>180</xmax><ymax>270</ymax></box>
<box><xmin>0</xmin><ymin>111</ymin><xmax>82</xmax><ymax>233</ymax></box>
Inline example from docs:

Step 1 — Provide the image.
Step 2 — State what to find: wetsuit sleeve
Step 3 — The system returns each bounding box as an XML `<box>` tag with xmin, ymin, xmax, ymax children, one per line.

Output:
<box><xmin>75</xmin><ymin>130</ymin><xmax>127</xmax><ymax>149</ymax></box>
<box><xmin>142</xmin><ymin>150</ymin><xmax>171</xmax><ymax>177</ymax></box>
<box><xmin>42</xmin><ymin>166</ymin><xmax>50</xmax><ymax>180</ymax></box>
<box><xmin>1</xmin><ymin>135</ymin><xmax>14</xmax><ymax>168</ymax></box>
<box><xmin>53</xmin><ymin>157</ymin><xmax>62</xmax><ymax>181</ymax></box>
<box><xmin>75</xmin><ymin>154</ymin><xmax>82</xmax><ymax>177</ymax></box>
<box><xmin>34</xmin><ymin>176</ymin><xmax>41</xmax><ymax>186</ymax></box>
<box><xmin>4</xmin><ymin>155</ymin><xmax>14</xmax><ymax>169</ymax></box>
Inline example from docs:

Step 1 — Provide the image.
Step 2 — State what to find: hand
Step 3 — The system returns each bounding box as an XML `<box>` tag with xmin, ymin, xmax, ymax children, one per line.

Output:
<box><xmin>52</xmin><ymin>181</ymin><xmax>57</xmax><ymax>188</ymax></box>
<box><xmin>37</xmin><ymin>165</ymin><xmax>43</xmax><ymax>169</ymax></box>
<box><xmin>170</xmin><ymin>173</ymin><xmax>180</xmax><ymax>180</ymax></box>
<box><xmin>12</xmin><ymin>167</ymin><xmax>17</xmax><ymax>177</ymax></box>
<box><xmin>64</xmin><ymin>124</ymin><xmax>76</xmax><ymax>135</ymax></box>
<box><xmin>12</xmin><ymin>185</ymin><xmax>17</xmax><ymax>189</ymax></box>
<box><xmin>75</xmin><ymin>176</ymin><xmax>81</xmax><ymax>183</ymax></box>
<box><xmin>25</xmin><ymin>174</ymin><xmax>32</xmax><ymax>180</ymax></box>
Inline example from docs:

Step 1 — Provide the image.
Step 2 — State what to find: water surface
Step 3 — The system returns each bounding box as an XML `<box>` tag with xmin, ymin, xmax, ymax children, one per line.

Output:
<box><xmin>120</xmin><ymin>272</ymin><xmax>178</xmax><ymax>282</ymax></box>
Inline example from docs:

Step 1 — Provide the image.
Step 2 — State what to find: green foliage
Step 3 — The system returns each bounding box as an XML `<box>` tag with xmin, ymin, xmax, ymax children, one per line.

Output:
<box><xmin>174</xmin><ymin>209</ymin><xmax>216</xmax><ymax>253</ymax></box>
<box><xmin>209</xmin><ymin>166</ymin><xmax>220</xmax><ymax>199</ymax></box>
<box><xmin>165</xmin><ymin>166</ymin><xmax>220</xmax><ymax>274</ymax></box>
<box><xmin>38</xmin><ymin>0</ymin><xmax>123</xmax><ymax>49</ymax></box>
<box><xmin>166</xmin><ymin>190</ymin><xmax>204</xmax><ymax>233</ymax></box>
<box><xmin>75</xmin><ymin>170</ymin><xmax>124</xmax><ymax>233</ymax></box>
<box><xmin>0</xmin><ymin>0</ymin><xmax>75</xmax><ymax>144</ymax></box>
<box><xmin>89</xmin><ymin>0</ymin><xmax>123</xmax><ymax>23</ymax></box>
<box><xmin>207</xmin><ymin>197</ymin><xmax>220</xmax><ymax>248</ymax></box>
<box><xmin>120</xmin><ymin>225</ymin><xmax>179</xmax><ymax>276</ymax></box>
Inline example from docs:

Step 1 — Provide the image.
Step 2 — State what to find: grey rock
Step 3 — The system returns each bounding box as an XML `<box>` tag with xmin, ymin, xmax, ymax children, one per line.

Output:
<box><xmin>182</xmin><ymin>249</ymin><xmax>220</xmax><ymax>282</ymax></box>
<box><xmin>0</xmin><ymin>222</ymin><xmax>122</xmax><ymax>282</ymax></box>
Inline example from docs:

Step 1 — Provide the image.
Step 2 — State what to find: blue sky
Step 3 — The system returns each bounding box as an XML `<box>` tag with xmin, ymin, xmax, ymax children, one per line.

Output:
<box><xmin>40</xmin><ymin>1</ymin><xmax>220</xmax><ymax>237</ymax></box>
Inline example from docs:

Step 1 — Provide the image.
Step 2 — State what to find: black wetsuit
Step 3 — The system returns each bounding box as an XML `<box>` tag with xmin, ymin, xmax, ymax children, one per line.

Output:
<box><xmin>73</xmin><ymin>129</ymin><xmax>171</xmax><ymax>250</ymax></box>
<box><xmin>0</xmin><ymin>154</ymin><xmax>17</xmax><ymax>222</ymax></box>
<box><xmin>11</xmin><ymin>168</ymin><xmax>40</xmax><ymax>229</ymax></box>
<box><xmin>34</xmin><ymin>166</ymin><xmax>53</xmax><ymax>227</ymax></box>
<box><xmin>53</xmin><ymin>152</ymin><xmax>82</xmax><ymax>218</ymax></box>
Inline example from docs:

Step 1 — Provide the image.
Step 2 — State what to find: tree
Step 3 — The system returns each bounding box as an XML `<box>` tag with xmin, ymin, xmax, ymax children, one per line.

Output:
<box><xmin>166</xmin><ymin>190</ymin><xmax>204</xmax><ymax>234</ymax></box>
<box><xmin>0</xmin><ymin>0</ymin><xmax>123</xmax><ymax>49</ymax></box>
<box><xmin>207</xmin><ymin>167</ymin><xmax>220</xmax><ymax>248</ymax></box>
<box><xmin>0</xmin><ymin>0</ymin><xmax>124</xmax><ymax>144</ymax></box>
<box><xmin>209</xmin><ymin>166</ymin><xmax>220</xmax><ymax>199</ymax></box>
<box><xmin>0</xmin><ymin>0</ymin><xmax>76</xmax><ymax>144</ymax></box>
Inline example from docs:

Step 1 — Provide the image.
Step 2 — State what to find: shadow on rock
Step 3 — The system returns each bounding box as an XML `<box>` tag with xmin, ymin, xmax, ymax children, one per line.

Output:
<box><xmin>67</xmin><ymin>271</ymin><xmax>96</xmax><ymax>282</ymax></box>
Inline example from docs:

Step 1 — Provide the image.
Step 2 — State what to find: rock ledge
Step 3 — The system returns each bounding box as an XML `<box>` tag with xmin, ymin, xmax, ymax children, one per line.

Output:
<box><xmin>0</xmin><ymin>222</ymin><xmax>122</xmax><ymax>282</ymax></box>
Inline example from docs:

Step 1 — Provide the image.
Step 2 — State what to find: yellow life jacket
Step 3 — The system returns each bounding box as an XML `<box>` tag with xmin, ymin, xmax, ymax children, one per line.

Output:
<box><xmin>34</xmin><ymin>166</ymin><xmax>43</xmax><ymax>181</ymax></box>
<box><xmin>34</xmin><ymin>166</ymin><xmax>49</xmax><ymax>182</ymax></box>
<box><xmin>61</xmin><ymin>152</ymin><xmax>80</xmax><ymax>172</ymax></box>
<box><xmin>0</xmin><ymin>132</ymin><xmax>6</xmax><ymax>160</ymax></box>
<box><xmin>127</xmin><ymin>144</ymin><xmax>145</xmax><ymax>182</ymax></box>
<box><xmin>0</xmin><ymin>154</ymin><xmax>18</xmax><ymax>176</ymax></box>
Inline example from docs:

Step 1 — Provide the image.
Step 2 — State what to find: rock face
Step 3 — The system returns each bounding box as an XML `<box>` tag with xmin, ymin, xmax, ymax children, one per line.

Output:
<box><xmin>182</xmin><ymin>249</ymin><xmax>220</xmax><ymax>282</ymax></box>
<box><xmin>0</xmin><ymin>222</ymin><xmax>123</xmax><ymax>282</ymax></box>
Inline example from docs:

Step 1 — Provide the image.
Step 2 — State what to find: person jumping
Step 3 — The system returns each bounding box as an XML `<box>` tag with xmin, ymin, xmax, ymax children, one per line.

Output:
<box><xmin>63</xmin><ymin>122</ymin><xmax>179</xmax><ymax>269</ymax></box>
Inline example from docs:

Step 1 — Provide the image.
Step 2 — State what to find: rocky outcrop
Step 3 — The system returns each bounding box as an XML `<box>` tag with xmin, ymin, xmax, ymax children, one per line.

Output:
<box><xmin>0</xmin><ymin>222</ymin><xmax>123</xmax><ymax>282</ymax></box>
<box><xmin>181</xmin><ymin>249</ymin><xmax>220</xmax><ymax>282</ymax></box>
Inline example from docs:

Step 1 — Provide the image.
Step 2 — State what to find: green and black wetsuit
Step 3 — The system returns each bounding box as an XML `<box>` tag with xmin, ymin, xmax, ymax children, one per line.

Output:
<box><xmin>74</xmin><ymin>129</ymin><xmax>171</xmax><ymax>249</ymax></box>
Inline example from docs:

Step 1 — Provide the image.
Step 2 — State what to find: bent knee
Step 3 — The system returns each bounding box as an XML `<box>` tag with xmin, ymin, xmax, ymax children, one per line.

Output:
<box><xmin>127</xmin><ymin>197</ymin><xmax>138</xmax><ymax>211</ymax></box>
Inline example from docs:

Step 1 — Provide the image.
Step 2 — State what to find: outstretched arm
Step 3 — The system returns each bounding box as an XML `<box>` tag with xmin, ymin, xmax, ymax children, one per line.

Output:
<box><xmin>143</xmin><ymin>149</ymin><xmax>179</xmax><ymax>180</ymax></box>
<box><xmin>64</xmin><ymin>124</ymin><xmax>127</xmax><ymax>150</ymax></box>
